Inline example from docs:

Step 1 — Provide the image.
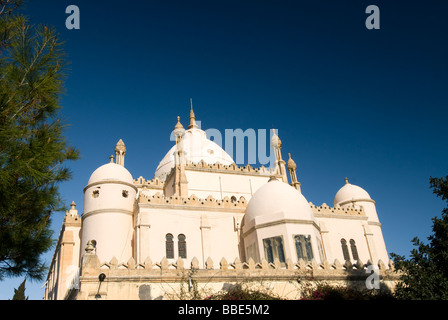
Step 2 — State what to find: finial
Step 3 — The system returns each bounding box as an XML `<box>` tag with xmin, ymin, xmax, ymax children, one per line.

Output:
<box><xmin>70</xmin><ymin>201</ymin><xmax>76</xmax><ymax>210</ymax></box>
<box><xmin>174</xmin><ymin>116</ymin><xmax>184</xmax><ymax>130</ymax></box>
<box><xmin>188</xmin><ymin>98</ymin><xmax>199</xmax><ymax>129</ymax></box>
<box><xmin>345</xmin><ymin>177</ymin><xmax>349</xmax><ymax>184</ymax></box>
<box><xmin>173</xmin><ymin>115</ymin><xmax>185</xmax><ymax>142</ymax></box>
<box><xmin>287</xmin><ymin>153</ymin><xmax>297</xmax><ymax>170</ymax></box>
<box><xmin>114</xmin><ymin>139</ymin><xmax>126</xmax><ymax>166</ymax></box>
<box><xmin>109</xmin><ymin>155</ymin><xmax>114</xmax><ymax>163</ymax></box>
<box><xmin>85</xmin><ymin>240</ymin><xmax>95</xmax><ymax>254</ymax></box>
<box><xmin>270</xmin><ymin>128</ymin><xmax>281</xmax><ymax>149</ymax></box>
<box><xmin>115</xmin><ymin>139</ymin><xmax>126</xmax><ymax>152</ymax></box>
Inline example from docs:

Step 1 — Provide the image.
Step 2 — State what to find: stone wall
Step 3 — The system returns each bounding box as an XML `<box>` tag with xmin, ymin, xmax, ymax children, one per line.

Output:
<box><xmin>72</xmin><ymin>252</ymin><xmax>399</xmax><ymax>300</ymax></box>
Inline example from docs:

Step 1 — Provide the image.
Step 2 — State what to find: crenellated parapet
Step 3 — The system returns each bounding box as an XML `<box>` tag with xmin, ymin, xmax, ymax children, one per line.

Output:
<box><xmin>184</xmin><ymin>160</ymin><xmax>277</xmax><ymax>176</ymax></box>
<box><xmin>310</xmin><ymin>202</ymin><xmax>365</xmax><ymax>217</ymax></box>
<box><xmin>92</xmin><ymin>255</ymin><xmax>396</xmax><ymax>275</ymax></box>
<box><xmin>92</xmin><ymin>257</ymin><xmax>395</xmax><ymax>275</ymax></box>
<box><xmin>138</xmin><ymin>192</ymin><xmax>247</xmax><ymax>210</ymax></box>
<box><xmin>134</xmin><ymin>176</ymin><xmax>164</xmax><ymax>189</ymax></box>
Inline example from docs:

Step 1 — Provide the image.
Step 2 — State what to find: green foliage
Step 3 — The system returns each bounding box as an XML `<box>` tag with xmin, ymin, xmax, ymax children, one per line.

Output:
<box><xmin>12</xmin><ymin>278</ymin><xmax>28</xmax><ymax>300</ymax></box>
<box><xmin>391</xmin><ymin>175</ymin><xmax>448</xmax><ymax>299</ymax></box>
<box><xmin>0</xmin><ymin>1</ymin><xmax>79</xmax><ymax>281</ymax></box>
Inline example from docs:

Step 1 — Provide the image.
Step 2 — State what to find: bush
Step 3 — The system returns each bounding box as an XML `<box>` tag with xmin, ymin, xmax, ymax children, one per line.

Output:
<box><xmin>205</xmin><ymin>287</ymin><xmax>282</xmax><ymax>300</ymax></box>
<box><xmin>301</xmin><ymin>284</ymin><xmax>395</xmax><ymax>300</ymax></box>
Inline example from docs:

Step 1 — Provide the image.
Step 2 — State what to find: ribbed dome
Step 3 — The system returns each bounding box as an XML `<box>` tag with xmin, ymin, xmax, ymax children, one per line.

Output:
<box><xmin>245</xmin><ymin>179</ymin><xmax>314</xmax><ymax>223</ymax></box>
<box><xmin>87</xmin><ymin>162</ymin><xmax>134</xmax><ymax>185</ymax></box>
<box><xmin>334</xmin><ymin>180</ymin><xmax>371</xmax><ymax>206</ymax></box>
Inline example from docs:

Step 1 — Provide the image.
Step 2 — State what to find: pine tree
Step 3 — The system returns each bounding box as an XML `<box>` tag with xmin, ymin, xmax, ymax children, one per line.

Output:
<box><xmin>12</xmin><ymin>278</ymin><xmax>28</xmax><ymax>300</ymax></box>
<box><xmin>391</xmin><ymin>174</ymin><xmax>448</xmax><ymax>299</ymax></box>
<box><xmin>0</xmin><ymin>1</ymin><xmax>79</xmax><ymax>281</ymax></box>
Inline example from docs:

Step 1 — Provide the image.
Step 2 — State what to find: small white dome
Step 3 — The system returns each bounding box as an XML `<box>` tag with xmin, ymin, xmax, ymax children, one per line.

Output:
<box><xmin>87</xmin><ymin>162</ymin><xmax>134</xmax><ymax>185</ymax></box>
<box><xmin>334</xmin><ymin>180</ymin><xmax>371</xmax><ymax>206</ymax></box>
<box><xmin>245</xmin><ymin>179</ymin><xmax>314</xmax><ymax>223</ymax></box>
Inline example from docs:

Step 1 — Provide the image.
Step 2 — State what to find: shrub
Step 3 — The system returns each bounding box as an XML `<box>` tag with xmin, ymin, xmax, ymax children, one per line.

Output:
<box><xmin>301</xmin><ymin>283</ymin><xmax>395</xmax><ymax>300</ymax></box>
<box><xmin>205</xmin><ymin>287</ymin><xmax>282</xmax><ymax>300</ymax></box>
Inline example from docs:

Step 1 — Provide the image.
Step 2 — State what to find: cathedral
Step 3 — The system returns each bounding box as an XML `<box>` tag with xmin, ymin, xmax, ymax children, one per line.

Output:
<box><xmin>44</xmin><ymin>105</ymin><xmax>395</xmax><ymax>300</ymax></box>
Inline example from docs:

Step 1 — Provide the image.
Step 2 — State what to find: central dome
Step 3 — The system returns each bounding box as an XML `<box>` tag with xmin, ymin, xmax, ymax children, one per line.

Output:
<box><xmin>154</xmin><ymin>126</ymin><xmax>234</xmax><ymax>180</ymax></box>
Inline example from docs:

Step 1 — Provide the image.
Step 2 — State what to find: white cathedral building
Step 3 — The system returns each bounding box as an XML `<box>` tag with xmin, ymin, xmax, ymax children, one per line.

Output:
<box><xmin>44</xmin><ymin>106</ymin><xmax>392</xmax><ymax>300</ymax></box>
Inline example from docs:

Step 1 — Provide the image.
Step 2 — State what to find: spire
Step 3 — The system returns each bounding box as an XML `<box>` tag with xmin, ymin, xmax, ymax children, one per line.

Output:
<box><xmin>271</xmin><ymin>128</ymin><xmax>288</xmax><ymax>184</ymax></box>
<box><xmin>188</xmin><ymin>98</ymin><xmax>199</xmax><ymax>129</ymax></box>
<box><xmin>173</xmin><ymin>115</ymin><xmax>188</xmax><ymax>196</ymax></box>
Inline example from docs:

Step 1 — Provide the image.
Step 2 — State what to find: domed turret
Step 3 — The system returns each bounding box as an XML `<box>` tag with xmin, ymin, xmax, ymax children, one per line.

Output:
<box><xmin>81</xmin><ymin>153</ymin><xmax>137</xmax><ymax>263</ymax></box>
<box><xmin>334</xmin><ymin>177</ymin><xmax>371</xmax><ymax>206</ymax></box>
<box><xmin>334</xmin><ymin>178</ymin><xmax>379</xmax><ymax>223</ymax></box>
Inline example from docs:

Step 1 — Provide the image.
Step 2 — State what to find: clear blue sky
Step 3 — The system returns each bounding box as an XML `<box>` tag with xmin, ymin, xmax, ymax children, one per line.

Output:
<box><xmin>1</xmin><ymin>0</ymin><xmax>447</xmax><ymax>299</ymax></box>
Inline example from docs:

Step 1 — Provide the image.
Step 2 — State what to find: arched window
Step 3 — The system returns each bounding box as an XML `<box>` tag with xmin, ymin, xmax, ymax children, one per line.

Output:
<box><xmin>263</xmin><ymin>236</ymin><xmax>285</xmax><ymax>264</ymax></box>
<box><xmin>294</xmin><ymin>236</ymin><xmax>305</xmax><ymax>261</ymax></box>
<box><xmin>178</xmin><ymin>234</ymin><xmax>187</xmax><ymax>259</ymax></box>
<box><xmin>341</xmin><ymin>239</ymin><xmax>350</xmax><ymax>261</ymax></box>
<box><xmin>275</xmin><ymin>237</ymin><xmax>286</xmax><ymax>263</ymax></box>
<box><xmin>294</xmin><ymin>235</ymin><xmax>314</xmax><ymax>262</ymax></box>
<box><xmin>165</xmin><ymin>234</ymin><xmax>174</xmax><ymax>259</ymax></box>
<box><xmin>264</xmin><ymin>239</ymin><xmax>274</xmax><ymax>263</ymax></box>
<box><xmin>350</xmin><ymin>239</ymin><xmax>359</xmax><ymax>261</ymax></box>
<box><xmin>304</xmin><ymin>236</ymin><xmax>313</xmax><ymax>261</ymax></box>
